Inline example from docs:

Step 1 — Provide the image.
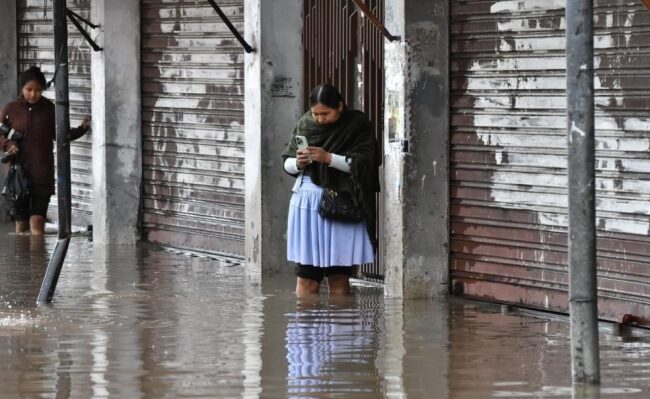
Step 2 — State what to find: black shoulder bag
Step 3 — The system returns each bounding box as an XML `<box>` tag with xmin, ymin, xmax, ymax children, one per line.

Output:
<box><xmin>318</xmin><ymin>187</ymin><xmax>366</xmax><ymax>223</ymax></box>
<box><xmin>2</xmin><ymin>164</ymin><xmax>30</xmax><ymax>206</ymax></box>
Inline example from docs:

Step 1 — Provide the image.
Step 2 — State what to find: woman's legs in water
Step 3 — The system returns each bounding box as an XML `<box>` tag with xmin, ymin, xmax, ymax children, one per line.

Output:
<box><xmin>295</xmin><ymin>265</ymin><xmax>353</xmax><ymax>296</ymax></box>
<box><xmin>14</xmin><ymin>195</ymin><xmax>49</xmax><ymax>235</ymax></box>
<box><xmin>296</xmin><ymin>275</ymin><xmax>350</xmax><ymax>295</ymax></box>
<box><xmin>15</xmin><ymin>216</ymin><xmax>46</xmax><ymax>235</ymax></box>
<box><xmin>296</xmin><ymin>277</ymin><xmax>320</xmax><ymax>296</ymax></box>
<box><xmin>15</xmin><ymin>221</ymin><xmax>29</xmax><ymax>234</ymax></box>
<box><xmin>296</xmin><ymin>264</ymin><xmax>322</xmax><ymax>296</ymax></box>
<box><xmin>30</xmin><ymin>215</ymin><xmax>45</xmax><ymax>235</ymax></box>
<box><xmin>327</xmin><ymin>274</ymin><xmax>350</xmax><ymax>295</ymax></box>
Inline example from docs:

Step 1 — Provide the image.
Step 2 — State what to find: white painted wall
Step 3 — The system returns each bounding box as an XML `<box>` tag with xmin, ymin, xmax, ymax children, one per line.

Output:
<box><xmin>245</xmin><ymin>0</ymin><xmax>304</xmax><ymax>274</ymax></box>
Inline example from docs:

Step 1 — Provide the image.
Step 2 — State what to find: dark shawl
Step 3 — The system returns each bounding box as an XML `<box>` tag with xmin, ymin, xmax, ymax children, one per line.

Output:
<box><xmin>282</xmin><ymin>109</ymin><xmax>381</xmax><ymax>249</ymax></box>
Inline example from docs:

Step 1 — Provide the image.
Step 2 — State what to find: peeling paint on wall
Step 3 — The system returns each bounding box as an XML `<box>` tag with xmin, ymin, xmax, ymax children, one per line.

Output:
<box><xmin>457</xmin><ymin>0</ymin><xmax>650</xmax><ymax>236</ymax></box>
<box><xmin>141</xmin><ymin>1</ymin><xmax>246</xmax><ymax>256</ymax></box>
<box><xmin>450</xmin><ymin>0</ymin><xmax>650</xmax><ymax>323</ymax></box>
<box><xmin>385</xmin><ymin>41</ymin><xmax>407</xmax><ymax>143</ymax></box>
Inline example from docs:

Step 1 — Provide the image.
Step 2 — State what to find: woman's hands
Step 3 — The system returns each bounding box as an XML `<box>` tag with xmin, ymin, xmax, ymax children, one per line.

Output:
<box><xmin>306</xmin><ymin>147</ymin><xmax>332</xmax><ymax>164</ymax></box>
<box><xmin>81</xmin><ymin>116</ymin><xmax>91</xmax><ymax>130</ymax></box>
<box><xmin>296</xmin><ymin>146</ymin><xmax>332</xmax><ymax>169</ymax></box>
<box><xmin>6</xmin><ymin>144</ymin><xmax>18</xmax><ymax>155</ymax></box>
<box><xmin>296</xmin><ymin>149</ymin><xmax>311</xmax><ymax>169</ymax></box>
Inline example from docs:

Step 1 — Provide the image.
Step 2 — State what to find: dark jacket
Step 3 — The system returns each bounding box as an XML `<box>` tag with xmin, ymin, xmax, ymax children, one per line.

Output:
<box><xmin>0</xmin><ymin>96</ymin><xmax>88</xmax><ymax>196</ymax></box>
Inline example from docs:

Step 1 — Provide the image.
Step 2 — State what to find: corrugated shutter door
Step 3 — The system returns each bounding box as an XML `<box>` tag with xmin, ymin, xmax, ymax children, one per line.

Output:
<box><xmin>141</xmin><ymin>0</ymin><xmax>245</xmax><ymax>256</ymax></box>
<box><xmin>17</xmin><ymin>0</ymin><xmax>93</xmax><ymax>227</ymax></box>
<box><xmin>450</xmin><ymin>0</ymin><xmax>650</xmax><ymax>323</ymax></box>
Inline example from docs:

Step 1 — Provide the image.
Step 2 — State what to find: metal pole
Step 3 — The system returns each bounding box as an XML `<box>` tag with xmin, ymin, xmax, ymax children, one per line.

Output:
<box><xmin>206</xmin><ymin>0</ymin><xmax>255</xmax><ymax>53</ymax></box>
<box><xmin>66</xmin><ymin>9</ymin><xmax>103</xmax><ymax>52</ymax></box>
<box><xmin>350</xmin><ymin>0</ymin><xmax>401</xmax><ymax>42</ymax></box>
<box><xmin>566</xmin><ymin>0</ymin><xmax>600</xmax><ymax>385</ymax></box>
<box><xmin>37</xmin><ymin>0</ymin><xmax>72</xmax><ymax>305</ymax></box>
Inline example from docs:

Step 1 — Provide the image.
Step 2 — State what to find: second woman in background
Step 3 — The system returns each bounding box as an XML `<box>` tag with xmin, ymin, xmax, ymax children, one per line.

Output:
<box><xmin>0</xmin><ymin>66</ymin><xmax>90</xmax><ymax>235</ymax></box>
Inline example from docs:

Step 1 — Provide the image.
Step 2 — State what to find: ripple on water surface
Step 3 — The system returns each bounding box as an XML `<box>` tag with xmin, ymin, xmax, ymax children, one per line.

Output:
<box><xmin>0</xmin><ymin>224</ymin><xmax>648</xmax><ymax>398</ymax></box>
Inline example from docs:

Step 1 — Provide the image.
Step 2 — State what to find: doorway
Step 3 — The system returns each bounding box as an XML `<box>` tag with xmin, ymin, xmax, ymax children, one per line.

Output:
<box><xmin>303</xmin><ymin>0</ymin><xmax>385</xmax><ymax>280</ymax></box>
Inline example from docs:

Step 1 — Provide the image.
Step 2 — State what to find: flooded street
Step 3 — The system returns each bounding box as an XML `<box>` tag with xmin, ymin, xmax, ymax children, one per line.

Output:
<box><xmin>0</xmin><ymin>224</ymin><xmax>649</xmax><ymax>398</ymax></box>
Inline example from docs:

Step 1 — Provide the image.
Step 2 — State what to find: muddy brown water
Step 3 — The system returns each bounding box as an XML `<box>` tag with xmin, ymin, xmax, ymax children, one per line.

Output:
<box><xmin>0</xmin><ymin>224</ymin><xmax>648</xmax><ymax>398</ymax></box>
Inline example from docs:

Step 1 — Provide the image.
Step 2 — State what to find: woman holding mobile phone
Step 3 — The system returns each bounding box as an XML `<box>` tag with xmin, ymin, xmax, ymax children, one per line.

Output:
<box><xmin>281</xmin><ymin>84</ymin><xmax>380</xmax><ymax>296</ymax></box>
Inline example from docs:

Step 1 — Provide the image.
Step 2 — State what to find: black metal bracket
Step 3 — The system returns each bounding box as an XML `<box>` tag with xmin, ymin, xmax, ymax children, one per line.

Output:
<box><xmin>67</xmin><ymin>8</ymin><xmax>100</xmax><ymax>29</ymax></box>
<box><xmin>66</xmin><ymin>8</ymin><xmax>103</xmax><ymax>52</ymax></box>
<box><xmin>351</xmin><ymin>0</ymin><xmax>401</xmax><ymax>42</ymax></box>
<box><xmin>207</xmin><ymin>0</ymin><xmax>255</xmax><ymax>53</ymax></box>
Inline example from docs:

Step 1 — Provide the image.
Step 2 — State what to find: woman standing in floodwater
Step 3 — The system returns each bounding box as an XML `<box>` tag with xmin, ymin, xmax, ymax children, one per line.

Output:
<box><xmin>282</xmin><ymin>84</ymin><xmax>380</xmax><ymax>296</ymax></box>
<box><xmin>0</xmin><ymin>66</ymin><xmax>89</xmax><ymax>235</ymax></box>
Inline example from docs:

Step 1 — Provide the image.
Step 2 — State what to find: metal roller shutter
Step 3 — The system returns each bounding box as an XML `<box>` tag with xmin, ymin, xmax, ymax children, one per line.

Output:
<box><xmin>450</xmin><ymin>0</ymin><xmax>650</xmax><ymax>323</ymax></box>
<box><xmin>16</xmin><ymin>0</ymin><xmax>93</xmax><ymax>228</ymax></box>
<box><xmin>141</xmin><ymin>0</ymin><xmax>245</xmax><ymax>256</ymax></box>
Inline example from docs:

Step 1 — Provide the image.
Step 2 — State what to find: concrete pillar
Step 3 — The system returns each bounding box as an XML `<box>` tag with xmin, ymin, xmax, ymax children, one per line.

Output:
<box><xmin>0</xmin><ymin>0</ymin><xmax>17</xmax><ymax>104</ymax></box>
<box><xmin>244</xmin><ymin>0</ymin><xmax>304</xmax><ymax>274</ymax></box>
<box><xmin>0</xmin><ymin>0</ymin><xmax>17</xmax><ymax>219</ymax></box>
<box><xmin>383</xmin><ymin>0</ymin><xmax>449</xmax><ymax>298</ymax></box>
<box><xmin>91</xmin><ymin>0</ymin><xmax>141</xmax><ymax>244</ymax></box>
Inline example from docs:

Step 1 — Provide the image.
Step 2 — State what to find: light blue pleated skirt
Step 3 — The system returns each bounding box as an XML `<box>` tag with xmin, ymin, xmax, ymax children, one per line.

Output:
<box><xmin>287</xmin><ymin>175</ymin><xmax>374</xmax><ymax>267</ymax></box>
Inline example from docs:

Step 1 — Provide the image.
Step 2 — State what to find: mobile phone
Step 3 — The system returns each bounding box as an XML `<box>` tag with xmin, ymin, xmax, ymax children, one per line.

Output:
<box><xmin>295</xmin><ymin>135</ymin><xmax>312</xmax><ymax>162</ymax></box>
<box><xmin>295</xmin><ymin>135</ymin><xmax>308</xmax><ymax>151</ymax></box>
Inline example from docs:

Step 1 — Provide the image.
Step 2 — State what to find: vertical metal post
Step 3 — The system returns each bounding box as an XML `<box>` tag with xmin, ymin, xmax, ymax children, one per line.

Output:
<box><xmin>566</xmin><ymin>0</ymin><xmax>600</xmax><ymax>385</ymax></box>
<box><xmin>37</xmin><ymin>0</ymin><xmax>72</xmax><ymax>305</ymax></box>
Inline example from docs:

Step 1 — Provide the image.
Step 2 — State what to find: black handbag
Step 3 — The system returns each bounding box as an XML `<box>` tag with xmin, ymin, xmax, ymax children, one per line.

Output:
<box><xmin>318</xmin><ymin>187</ymin><xmax>365</xmax><ymax>222</ymax></box>
<box><xmin>2</xmin><ymin>164</ymin><xmax>30</xmax><ymax>205</ymax></box>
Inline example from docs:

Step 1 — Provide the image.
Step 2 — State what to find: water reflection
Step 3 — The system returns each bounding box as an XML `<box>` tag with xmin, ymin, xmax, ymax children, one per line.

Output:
<box><xmin>381</xmin><ymin>299</ymin><xmax>407</xmax><ymax>398</ymax></box>
<box><xmin>242</xmin><ymin>278</ymin><xmax>263</xmax><ymax>399</ymax></box>
<box><xmin>285</xmin><ymin>295</ymin><xmax>382</xmax><ymax>397</ymax></box>
<box><xmin>0</xmin><ymin>224</ymin><xmax>648</xmax><ymax>398</ymax></box>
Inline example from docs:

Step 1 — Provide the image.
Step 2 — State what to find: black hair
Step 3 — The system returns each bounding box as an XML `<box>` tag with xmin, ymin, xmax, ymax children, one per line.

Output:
<box><xmin>309</xmin><ymin>84</ymin><xmax>344</xmax><ymax>109</ymax></box>
<box><xmin>19</xmin><ymin>66</ymin><xmax>47</xmax><ymax>90</ymax></box>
